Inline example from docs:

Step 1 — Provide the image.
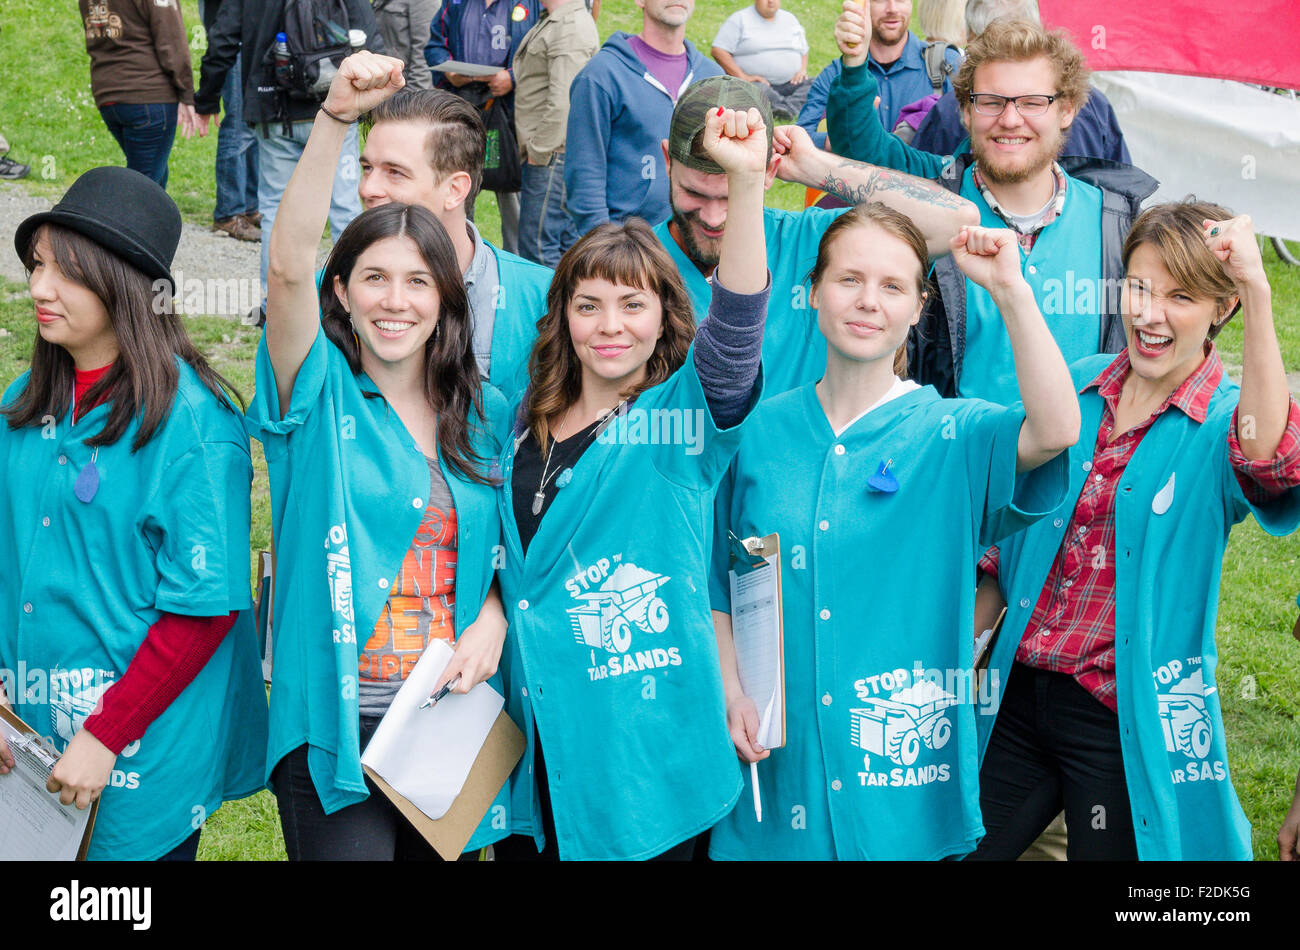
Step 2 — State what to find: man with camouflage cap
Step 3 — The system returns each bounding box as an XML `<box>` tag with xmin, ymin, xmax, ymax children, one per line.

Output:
<box><xmin>653</xmin><ymin>74</ymin><xmax>979</xmax><ymax>397</ymax></box>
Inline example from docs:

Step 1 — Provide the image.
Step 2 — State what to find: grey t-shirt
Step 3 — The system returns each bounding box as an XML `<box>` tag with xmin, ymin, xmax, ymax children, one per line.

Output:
<box><xmin>358</xmin><ymin>455</ymin><xmax>459</xmax><ymax>718</ymax></box>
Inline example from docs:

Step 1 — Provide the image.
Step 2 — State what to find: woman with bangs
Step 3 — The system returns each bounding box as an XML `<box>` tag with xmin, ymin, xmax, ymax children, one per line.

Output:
<box><xmin>708</xmin><ymin>204</ymin><xmax>1080</xmax><ymax>861</ymax></box>
<box><xmin>970</xmin><ymin>201</ymin><xmax>1300</xmax><ymax>860</ymax></box>
<box><xmin>247</xmin><ymin>53</ymin><xmax>513</xmax><ymax>860</ymax></box>
<box><xmin>0</xmin><ymin>166</ymin><xmax>266</xmax><ymax>860</ymax></box>
<box><xmin>491</xmin><ymin>103</ymin><xmax>773</xmax><ymax>861</ymax></box>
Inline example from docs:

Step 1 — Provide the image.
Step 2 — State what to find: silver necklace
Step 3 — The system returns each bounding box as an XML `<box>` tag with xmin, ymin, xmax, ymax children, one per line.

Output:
<box><xmin>531</xmin><ymin>399</ymin><xmax>627</xmax><ymax>516</ymax></box>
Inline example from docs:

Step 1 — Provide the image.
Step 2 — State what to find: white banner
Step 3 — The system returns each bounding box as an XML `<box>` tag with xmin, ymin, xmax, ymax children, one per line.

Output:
<box><xmin>1092</xmin><ymin>71</ymin><xmax>1300</xmax><ymax>241</ymax></box>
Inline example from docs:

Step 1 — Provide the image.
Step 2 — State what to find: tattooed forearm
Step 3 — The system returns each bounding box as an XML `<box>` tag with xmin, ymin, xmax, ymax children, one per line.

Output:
<box><xmin>820</xmin><ymin>161</ymin><xmax>968</xmax><ymax>210</ymax></box>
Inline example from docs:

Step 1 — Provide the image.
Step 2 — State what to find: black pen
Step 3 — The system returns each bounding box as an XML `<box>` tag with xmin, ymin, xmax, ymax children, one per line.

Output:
<box><xmin>419</xmin><ymin>674</ymin><xmax>462</xmax><ymax>709</ymax></box>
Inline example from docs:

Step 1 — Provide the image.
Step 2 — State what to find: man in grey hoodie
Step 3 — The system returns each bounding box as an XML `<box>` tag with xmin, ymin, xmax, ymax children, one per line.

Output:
<box><xmin>563</xmin><ymin>0</ymin><xmax>721</xmax><ymax>237</ymax></box>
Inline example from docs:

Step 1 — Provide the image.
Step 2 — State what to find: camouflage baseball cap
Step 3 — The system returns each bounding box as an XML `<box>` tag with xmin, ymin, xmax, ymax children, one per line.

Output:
<box><xmin>667</xmin><ymin>76</ymin><xmax>774</xmax><ymax>175</ymax></box>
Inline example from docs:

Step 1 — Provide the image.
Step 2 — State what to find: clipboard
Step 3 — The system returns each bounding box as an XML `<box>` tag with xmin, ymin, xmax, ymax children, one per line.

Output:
<box><xmin>727</xmin><ymin>532</ymin><xmax>786</xmax><ymax>751</ymax></box>
<box><xmin>0</xmin><ymin>704</ymin><xmax>98</xmax><ymax>860</ymax></box>
<box><xmin>431</xmin><ymin>60</ymin><xmax>503</xmax><ymax>78</ymax></box>
<box><xmin>362</xmin><ymin>709</ymin><xmax>524</xmax><ymax>861</ymax></box>
<box><xmin>973</xmin><ymin>605</ymin><xmax>1006</xmax><ymax>694</ymax></box>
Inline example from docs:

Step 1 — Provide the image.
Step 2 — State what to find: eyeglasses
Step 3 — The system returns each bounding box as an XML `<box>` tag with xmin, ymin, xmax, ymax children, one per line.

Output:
<box><xmin>968</xmin><ymin>93</ymin><xmax>1059</xmax><ymax>117</ymax></box>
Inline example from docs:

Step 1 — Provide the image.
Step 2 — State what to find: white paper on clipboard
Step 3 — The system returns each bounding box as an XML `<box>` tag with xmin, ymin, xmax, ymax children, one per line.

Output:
<box><xmin>0</xmin><ymin>708</ymin><xmax>92</xmax><ymax>860</ymax></box>
<box><xmin>729</xmin><ymin>548</ymin><xmax>785</xmax><ymax>751</ymax></box>
<box><xmin>361</xmin><ymin>640</ymin><xmax>504</xmax><ymax>821</ymax></box>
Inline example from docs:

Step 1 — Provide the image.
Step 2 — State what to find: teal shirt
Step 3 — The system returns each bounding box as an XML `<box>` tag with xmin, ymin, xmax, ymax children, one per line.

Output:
<box><xmin>0</xmin><ymin>363</ymin><xmax>267</xmax><ymax>860</ymax></box>
<box><xmin>985</xmin><ymin>353</ymin><xmax>1300</xmax><ymax>859</ymax></box>
<box><xmin>245</xmin><ymin>328</ymin><xmax>514</xmax><ymax>850</ymax></box>
<box><xmin>709</xmin><ymin>383</ymin><xmax>1068</xmax><ymax>859</ymax></box>
<box><xmin>487</xmin><ymin>246</ymin><xmax>553</xmax><ymax>404</ymax></box>
<box><xmin>497</xmin><ymin>357</ymin><xmax>755</xmax><ymax>859</ymax></box>
<box><xmin>958</xmin><ymin>167</ymin><xmax>1105</xmax><ymax>404</ymax></box>
<box><xmin>653</xmin><ymin>207</ymin><xmax>839</xmax><ymax>398</ymax></box>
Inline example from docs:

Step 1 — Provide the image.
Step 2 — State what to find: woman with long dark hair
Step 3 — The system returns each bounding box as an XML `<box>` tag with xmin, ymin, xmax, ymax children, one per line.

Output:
<box><xmin>491</xmin><ymin>86</ymin><xmax>774</xmax><ymax>861</ymax></box>
<box><xmin>709</xmin><ymin>204</ymin><xmax>1079</xmax><ymax>860</ymax></box>
<box><xmin>0</xmin><ymin>166</ymin><xmax>267</xmax><ymax>860</ymax></box>
<box><xmin>246</xmin><ymin>52</ymin><xmax>512</xmax><ymax>859</ymax></box>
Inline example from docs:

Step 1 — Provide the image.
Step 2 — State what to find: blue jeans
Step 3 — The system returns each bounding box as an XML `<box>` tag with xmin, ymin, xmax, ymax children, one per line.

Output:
<box><xmin>518</xmin><ymin>154</ymin><xmax>578</xmax><ymax>268</ymax></box>
<box><xmin>257</xmin><ymin>119</ymin><xmax>362</xmax><ymax>291</ymax></box>
<box><xmin>99</xmin><ymin>102</ymin><xmax>178</xmax><ymax>188</ymax></box>
<box><xmin>214</xmin><ymin>53</ymin><xmax>258</xmax><ymax>220</ymax></box>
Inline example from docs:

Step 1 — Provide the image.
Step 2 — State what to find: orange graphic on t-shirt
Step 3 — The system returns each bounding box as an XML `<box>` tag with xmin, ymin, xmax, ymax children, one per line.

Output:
<box><xmin>359</xmin><ymin>503</ymin><xmax>458</xmax><ymax>682</ymax></box>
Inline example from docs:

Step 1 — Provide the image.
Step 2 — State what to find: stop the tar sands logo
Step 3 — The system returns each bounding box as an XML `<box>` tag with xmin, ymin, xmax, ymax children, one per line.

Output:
<box><xmin>596</xmin><ymin>406</ymin><xmax>707</xmax><ymax>456</ymax></box>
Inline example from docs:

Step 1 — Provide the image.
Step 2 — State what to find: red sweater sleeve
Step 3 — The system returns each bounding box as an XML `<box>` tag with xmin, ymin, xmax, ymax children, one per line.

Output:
<box><xmin>82</xmin><ymin>611</ymin><xmax>238</xmax><ymax>755</ymax></box>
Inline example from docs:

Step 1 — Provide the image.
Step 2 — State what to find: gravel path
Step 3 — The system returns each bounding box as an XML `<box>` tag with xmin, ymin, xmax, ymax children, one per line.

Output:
<box><xmin>1</xmin><ymin>180</ymin><xmax>327</xmax><ymax>321</ymax></box>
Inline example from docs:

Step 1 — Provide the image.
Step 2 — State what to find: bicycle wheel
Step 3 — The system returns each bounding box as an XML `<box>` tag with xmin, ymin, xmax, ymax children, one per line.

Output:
<box><xmin>1273</xmin><ymin>237</ymin><xmax>1300</xmax><ymax>266</ymax></box>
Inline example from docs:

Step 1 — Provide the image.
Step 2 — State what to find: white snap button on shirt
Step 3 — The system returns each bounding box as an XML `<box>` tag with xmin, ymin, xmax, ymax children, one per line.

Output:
<box><xmin>518</xmin><ymin>600</ymin><xmax>529</xmax><ymax>611</ymax></box>
<box><xmin>378</xmin><ymin>578</ymin><xmax>389</xmax><ymax>589</ymax></box>
<box><xmin>819</xmin><ymin>520</ymin><xmax>829</xmax><ymax>531</ymax></box>
<box><xmin>834</xmin><ymin>444</ymin><xmax>846</xmax><ymax>456</ymax></box>
<box><xmin>821</xmin><ymin>693</ymin><xmax>832</xmax><ymax>706</ymax></box>
<box><xmin>819</xmin><ymin>608</ymin><xmax>831</xmax><ymax>620</ymax></box>
<box><xmin>412</xmin><ymin>497</ymin><xmax>423</xmax><ymax>509</ymax></box>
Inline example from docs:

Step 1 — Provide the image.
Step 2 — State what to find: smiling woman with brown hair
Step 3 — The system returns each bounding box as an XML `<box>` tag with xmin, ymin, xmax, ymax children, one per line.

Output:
<box><xmin>491</xmin><ymin>101</ymin><xmax>773</xmax><ymax>862</ymax></box>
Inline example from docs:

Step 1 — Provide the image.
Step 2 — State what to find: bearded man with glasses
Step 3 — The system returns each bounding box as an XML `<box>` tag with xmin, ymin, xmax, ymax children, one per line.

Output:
<box><xmin>824</xmin><ymin>7</ymin><xmax>1157</xmax><ymax>405</ymax></box>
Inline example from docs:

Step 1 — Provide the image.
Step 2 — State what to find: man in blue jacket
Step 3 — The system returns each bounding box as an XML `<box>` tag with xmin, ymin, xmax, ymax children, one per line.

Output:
<box><xmin>564</xmin><ymin>0</ymin><xmax>721</xmax><ymax>237</ymax></box>
<box><xmin>796</xmin><ymin>0</ymin><xmax>961</xmax><ymax>149</ymax></box>
<box><xmin>424</xmin><ymin>0</ymin><xmax>544</xmax><ymax>253</ymax></box>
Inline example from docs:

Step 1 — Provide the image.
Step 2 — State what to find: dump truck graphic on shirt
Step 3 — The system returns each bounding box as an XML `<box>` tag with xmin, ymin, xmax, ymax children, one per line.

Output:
<box><xmin>1158</xmin><ymin>667</ymin><xmax>1213</xmax><ymax>760</ymax></box>
<box><xmin>567</xmin><ymin>561</ymin><xmax>671</xmax><ymax>655</ymax></box>
<box><xmin>851</xmin><ymin>680</ymin><xmax>957</xmax><ymax>767</ymax></box>
<box><xmin>1154</xmin><ymin>659</ymin><xmax>1228</xmax><ymax>785</ymax></box>
<box><xmin>568</xmin><ymin>557</ymin><xmax>683</xmax><ymax>682</ymax></box>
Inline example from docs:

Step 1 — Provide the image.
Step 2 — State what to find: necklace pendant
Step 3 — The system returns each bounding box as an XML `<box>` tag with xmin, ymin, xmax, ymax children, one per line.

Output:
<box><xmin>531</xmin><ymin>490</ymin><xmax>545</xmax><ymax>516</ymax></box>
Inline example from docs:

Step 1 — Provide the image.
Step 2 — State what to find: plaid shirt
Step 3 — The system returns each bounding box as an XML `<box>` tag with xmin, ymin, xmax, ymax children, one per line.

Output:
<box><xmin>972</xmin><ymin>162</ymin><xmax>1068</xmax><ymax>253</ymax></box>
<box><xmin>980</xmin><ymin>345</ymin><xmax>1300</xmax><ymax>710</ymax></box>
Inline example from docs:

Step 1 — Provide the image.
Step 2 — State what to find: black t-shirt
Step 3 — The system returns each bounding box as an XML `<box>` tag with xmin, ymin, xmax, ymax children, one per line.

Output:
<box><xmin>511</xmin><ymin>418</ymin><xmax>605</xmax><ymax>555</ymax></box>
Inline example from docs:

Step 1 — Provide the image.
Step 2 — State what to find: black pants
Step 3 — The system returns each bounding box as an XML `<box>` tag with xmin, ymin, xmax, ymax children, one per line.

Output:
<box><xmin>968</xmin><ymin>663</ymin><xmax>1139</xmax><ymax>861</ymax></box>
<box><xmin>274</xmin><ymin>716</ymin><xmax>466</xmax><ymax>861</ymax></box>
<box><xmin>492</xmin><ymin>738</ymin><xmax>698</xmax><ymax>862</ymax></box>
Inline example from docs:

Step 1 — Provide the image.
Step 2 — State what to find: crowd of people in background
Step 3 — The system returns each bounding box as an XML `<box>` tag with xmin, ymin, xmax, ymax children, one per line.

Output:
<box><xmin>2</xmin><ymin>0</ymin><xmax>1298</xmax><ymax>865</ymax></box>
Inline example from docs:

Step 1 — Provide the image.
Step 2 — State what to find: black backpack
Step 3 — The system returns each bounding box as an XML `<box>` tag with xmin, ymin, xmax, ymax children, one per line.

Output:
<box><xmin>276</xmin><ymin>0</ymin><xmax>354</xmax><ymax>102</ymax></box>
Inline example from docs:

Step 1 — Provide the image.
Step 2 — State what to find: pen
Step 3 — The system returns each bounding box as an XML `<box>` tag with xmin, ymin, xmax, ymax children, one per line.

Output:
<box><xmin>419</xmin><ymin>674</ymin><xmax>462</xmax><ymax>709</ymax></box>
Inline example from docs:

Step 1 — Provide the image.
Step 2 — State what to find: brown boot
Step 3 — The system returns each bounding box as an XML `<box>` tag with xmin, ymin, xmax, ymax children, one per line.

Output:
<box><xmin>242</xmin><ymin>210</ymin><xmax>263</xmax><ymax>229</ymax></box>
<box><xmin>212</xmin><ymin>215</ymin><xmax>260</xmax><ymax>242</ymax></box>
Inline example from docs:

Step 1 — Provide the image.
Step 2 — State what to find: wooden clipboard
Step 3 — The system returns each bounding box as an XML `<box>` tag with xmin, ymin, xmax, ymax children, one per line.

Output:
<box><xmin>362</xmin><ymin>709</ymin><xmax>525</xmax><ymax>861</ymax></box>
<box><xmin>728</xmin><ymin>532</ymin><xmax>786</xmax><ymax>750</ymax></box>
<box><xmin>974</xmin><ymin>605</ymin><xmax>1007</xmax><ymax>695</ymax></box>
<box><xmin>0</xmin><ymin>703</ymin><xmax>98</xmax><ymax>860</ymax></box>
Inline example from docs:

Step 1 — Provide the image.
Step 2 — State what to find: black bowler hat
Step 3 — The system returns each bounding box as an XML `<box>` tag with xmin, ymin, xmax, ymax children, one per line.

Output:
<box><xmin>13</xmin><ymin>166</ymin><xmax>182</xmax><ymax>296</ymax></box>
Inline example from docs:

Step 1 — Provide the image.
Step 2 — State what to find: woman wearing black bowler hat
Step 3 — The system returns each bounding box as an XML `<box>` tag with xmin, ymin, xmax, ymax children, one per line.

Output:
<box><xmin>0</xmin><ymin>166</ymin><xmax>268</xmax><ymax>860</ymax></box>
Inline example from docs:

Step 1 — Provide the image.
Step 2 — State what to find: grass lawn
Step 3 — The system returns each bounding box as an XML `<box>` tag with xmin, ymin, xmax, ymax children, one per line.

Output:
<box><xmin>1</xmin><ymin>1</ymin><xmax>1297</xmax><ymax>861</ymax></box>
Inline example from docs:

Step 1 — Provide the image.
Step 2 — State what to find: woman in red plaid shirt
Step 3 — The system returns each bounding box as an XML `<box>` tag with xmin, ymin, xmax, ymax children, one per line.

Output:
<box><xmin>969</xmin><ymin>201</ymin><xmax>1300</xmax><ymax>860</ymax></box>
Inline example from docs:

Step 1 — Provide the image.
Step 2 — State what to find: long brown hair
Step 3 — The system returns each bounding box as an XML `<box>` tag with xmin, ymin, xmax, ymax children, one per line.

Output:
<box><xmin>808</xmin><ymin>203</ymin><xmax>931</xmax><ymax>378</ymax></box>
<box><xmin>5</xmin><ymin>224</ymin><xmax>244</xmax><ymax>451</ymax></box>
<box><xmin>524</xmin><ymin>219</ymin><xmax>696</xmax><ymax>450</ymax></box>
<box><xmin>319</xmin><ymin>202</ymin><xmax>492</xmax><ymax>484</ymax></box>
<box><xmin>1121</xmin><ymin>199</ymin><xmax>1240</xmax><ymax>340</ymax></box>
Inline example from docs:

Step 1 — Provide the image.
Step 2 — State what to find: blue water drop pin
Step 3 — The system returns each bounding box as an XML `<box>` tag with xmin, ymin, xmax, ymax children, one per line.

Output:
<box><xmin>74</xmin><ymin>448</ymin><xmax>100</xmax><ymax>503</ymax></box>
<box><xmin>867</xmin><ymin>457</ymin><xmax>898</xmax><ymax>493</ymax></box>
<box><xmin>556</xmin><ymin>467</ymin><xmax>573</xmax><ymax>489</ymax></box>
